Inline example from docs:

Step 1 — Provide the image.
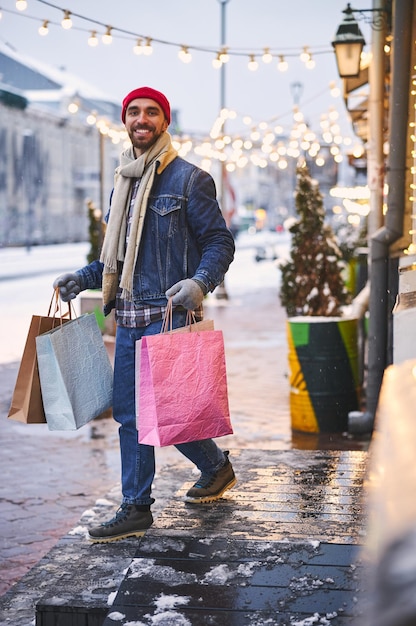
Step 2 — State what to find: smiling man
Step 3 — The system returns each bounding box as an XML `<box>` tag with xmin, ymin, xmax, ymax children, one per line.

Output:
<box><xmin>123</xmin><ymin>87</ymin><xmax>170</xmax><ymax>155</ymax></box>
<box><xmin>53</xmin><ymin>86</ymin><xmax>236</xmax><ymax>542</ymax></box>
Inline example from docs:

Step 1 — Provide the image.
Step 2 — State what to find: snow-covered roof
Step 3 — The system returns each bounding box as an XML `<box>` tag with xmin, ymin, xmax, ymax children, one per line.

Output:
<box><xmin>0</xmin><ymin>40</ymin><xmax>120</xmax><ymax>120</ymax></box>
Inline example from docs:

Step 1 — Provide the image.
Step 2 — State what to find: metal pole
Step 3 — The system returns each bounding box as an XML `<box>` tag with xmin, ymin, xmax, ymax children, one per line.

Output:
<box><xmin>216</xmin><ymin>0</ymin><xmax>230</xmax><ymax>300</ymax></box>
<box><xmin>218</xmin><ymin>0</ymin><xmax>229</xmax><ymax>211</ymax></box>
<box><xmin>98</xmin><ymin>130</ymin><xmax>105</xmax><ymax>250</ymax></box>
<box><xmin>366</xmin><ymin>0</ymin><xmax>412</xmax><ymax>420</ymax></box>
<box><xmin>366</xmin><ymin>0</ymin><xmax>385</xmax><ymax>238</ymax></box>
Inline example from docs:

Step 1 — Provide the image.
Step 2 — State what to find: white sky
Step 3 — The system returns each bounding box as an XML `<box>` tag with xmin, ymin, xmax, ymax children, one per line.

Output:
<box><xmin>0</xmin><ymin>0</ymin><xmax>373</xmax><ymax>138</ymax></box>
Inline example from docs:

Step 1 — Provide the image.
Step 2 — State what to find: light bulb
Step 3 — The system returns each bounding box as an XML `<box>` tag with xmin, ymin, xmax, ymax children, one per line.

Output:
<box><xmin>219</xmin><ymin>47</ymin><xmax>229</xmax><ymax>63</ymax></box>
<box><xmin>133</xmin><ymin>39</ymin><xmax>143</xmax><ymax>55</ymax></box>
<box><xmin>330</xmin><ymin>81</ymin><xmax>340</xmax><ymax>98</ymax></box>
<box><xmin>178</xmin><ymin>46</ymin><xmax>192</xmax><ymax>63</ymax></box>
<box><xmin>212</xmin><ymin>53</ymin><xmax>222</xmax><ymax>69</ymax></box>
<box><xmin>306</xmin><ymin>56</ymin><xmax>315</xmax><ymax>69</ymax></box>
<box><xmin>300</xmin><ymin>46</ymin><xmax>310</xmax><ymax>63</ymax></box>
<box><xmin>61</xmin><ymin>10</ymin><xmax>72</xmax><ymax>29</ymax></box>
<box><xmin>248</xmin><ymin>54</ymin><xmax>258</xmax><ymax>71</ymax></box>
<box><xmin>68</xmin><ymin>101</ymin><xmax>79</xmax><ymax>114</ymax></box>
<box><xmin>278</xmin><ymin>55</ymin><xmax>288</xmax><ymax>72</ymax></box>
<box><xmin>16</xmin><ymin>1</ymin><xmax>27</xmax><ymax>11</ymax></box>
<box><xmin>102</xmin><ymin>26</ymin><xmax>112</xmax><ymax>45</ymax></box>
<box><xmin>88</xmin><ymin>31</ymin><xmax>98</xmax><ymax>47</ymax></box>
<box><xmin>38</xmin><ymin>20</ymin><xmax>49</xmax><ymax>36</ymax></box>
<box><xmin>143</xmin><ymin>38</ymin><xmax>153</xmax><ymax>56</ymax></box>
<box><xmin>262</xmin><ymin>47</ymin><xmax>272</xmax><ymax>64</ymax></box>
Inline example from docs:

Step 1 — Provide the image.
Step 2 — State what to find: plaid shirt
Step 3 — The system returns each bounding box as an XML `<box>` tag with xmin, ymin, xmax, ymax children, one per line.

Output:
<box><xmin>115</xmin><ymin>178</ymin><xmax>202</xmax><ymax>328</ymax></box>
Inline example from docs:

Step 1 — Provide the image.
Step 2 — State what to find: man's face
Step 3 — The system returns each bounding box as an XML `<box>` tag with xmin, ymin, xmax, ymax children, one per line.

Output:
<box><xmin>124</xmin><ymin>98</ymin><xmax>168</xmax><ymax>156</ymax></box>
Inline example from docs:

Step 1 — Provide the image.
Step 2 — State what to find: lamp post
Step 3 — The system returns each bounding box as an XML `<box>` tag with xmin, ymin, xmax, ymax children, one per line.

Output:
<box><xmin>332</xmin><ymin>1</ymin><xmax>390</xmax><ymax>428</ymax></box>
<box><xmin>331</xmin><ymin>3</ymin><xmax>366</xmax><ymax>78</ymax></box>
<box><xmin>290</xmin><ymin>81</ymin><xmax>304</xmax><ymax>106</ymax></box>
<box><xmin>217</xmin><ymin>0</ymin><xmax>229</xmax><ymax>220</ymax></box>
<box><xmin>333</xmin><ymin>2</ymin><xmax>387</xmax><ymax>237</ymax></box>
<box><xmin>219</xmin><ymin>0</ymin><xmax>229</xmax><ymax>117</ymax></box>
<box><xmin>216</xmin><ymin>0</ymin><xmax>230</xmax><ymax>300</ymax></box>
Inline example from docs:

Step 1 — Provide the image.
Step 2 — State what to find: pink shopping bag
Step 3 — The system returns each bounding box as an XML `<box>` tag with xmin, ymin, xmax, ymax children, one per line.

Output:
<box><xmin>136</xmin><ymin>329</ymin><xmax>233</xmax><ymax>446</ymax></box>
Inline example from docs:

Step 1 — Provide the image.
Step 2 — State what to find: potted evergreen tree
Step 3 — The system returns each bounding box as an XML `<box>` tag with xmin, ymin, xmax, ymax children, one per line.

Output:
<box><xmin>279</xmin><ymin>162</ymin><xmax>360</xmax><ymax>433</ymax></box>
<box><xmin>80</xmin><ymin>201</ymin><xmax>116</xmax><ymax>337</ymax></box>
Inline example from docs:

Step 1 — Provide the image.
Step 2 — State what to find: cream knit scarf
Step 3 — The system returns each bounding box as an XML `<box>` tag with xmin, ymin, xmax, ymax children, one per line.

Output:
<box><xmin>100</xmin><ymin>132</ymin><xmax>177</xmax><ymax>306</ymax></box>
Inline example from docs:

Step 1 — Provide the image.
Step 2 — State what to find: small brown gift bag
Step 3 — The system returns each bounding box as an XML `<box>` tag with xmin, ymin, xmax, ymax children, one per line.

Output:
<box><xmin>8</xmin><ymin>292</ymin><xmax>71</xmax><ymax>424</ymax></box>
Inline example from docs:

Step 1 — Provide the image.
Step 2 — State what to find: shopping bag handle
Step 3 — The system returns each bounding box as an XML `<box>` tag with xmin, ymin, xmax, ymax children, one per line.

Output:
<box><xmin>161</xmin><ymin>297</ymin><xmax>198</xmax><ymax>334</ymax></box>
<box><xmin>48</xmin><ymin>288</ymin><xmax>74</xmax><ymax>321</ymax></box>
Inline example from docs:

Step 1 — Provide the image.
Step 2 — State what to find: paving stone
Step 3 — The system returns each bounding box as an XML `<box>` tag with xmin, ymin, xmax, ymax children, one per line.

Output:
<box><xmin>16</xmin><ymin>449</ymin><xmax>370</xmax><ymax>626</ymax></box>
<box><xmin>0</xmin><ymin>253</ymin><xmax>371</xmax><ymax>623</ymax></box>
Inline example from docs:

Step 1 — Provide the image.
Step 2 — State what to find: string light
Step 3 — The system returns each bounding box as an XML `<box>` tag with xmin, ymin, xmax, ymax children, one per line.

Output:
<box><xmin>278</xmin><ymin>55</ymin><xmax>288</xmax><ymax>72</ymax></box>
<box><xmin>102</xmin><ymin>26</ymin><xmax>113</xmax><ymax>45</ymax></box>
<box><xmin>8</xmin><ymin>0</ymin><xmax>339</xmax><ymax>78</ymax></box>
<box><xmin>38</xmin><ymin>19</ymin><xmax>48</xmax><ymax>35</ymax></box>
<box><xmin>4</xmin><ymin>5</ymin><xmax>355</xmax><ymax>177</ymax></box>
<box><xmin>86</xmin><ymin>112</ymin><xmax>97</xmax><ymax>125</ymax></box>
<box><xmin>133</xmin><ymin>38</ymin><xmax>143</xmax><ymax>54</ymax></box>
<box><xmin>300</xmin><ymin>46</ymin><xmax>310</xmax><ymax>63</ymax></box>
<box><xmin>68</xmin><ymin>100</ymin><xmax>79</xmax><ymax>114</ymax></box>
<box><xmin>219</xmin><ymin>47</ymin><xmax>229</xmax><ymax>63</ymax></box>
<box><xmin>406</xmin><ymin>73</ymin><xmax>416</xmax><ymax>252</ymax></box>
<box><xmin>61</xmin><ymin>10</ymin><xmax>72</xmax><ymax>29</ymax></box>
<box><xmin>262</xmin><ymin>47</ymin><xmax>273</xmax><ymax>64</ymax></box>
<box><xmin>293</xmin><ymin>108</ymin><xmax>304</xmax><ymax>123</ymax></box>
<box><xmin>178</xmin><ymin>45</ymin><xmax>192</xmax><ymax>63</ymax></box>
<box><xmin>305</xmin><ymin>54</ymin><xmax>315</xmax><ymax>69</ymax></box>
<box><xmin>143</xmin><ymin>37</ymin><xmax>153</xmax><ymax>56</ymax></box>
<box><xmin>329</xmin><ymin>108</ymin><xmax>339</xmax><ymax>122</ymax></box>
<box><xmin>248</xmin><ymin>54</ymin><xmax>258</xmax><ymax>71</ymax></box>
<box><xmin>330</xmin><ymin>81</ymin><xmax>340</xmax><ymax>98</ymax></box>
<box><xmin>88</xmin><ymin>30</ymin><xmax>98</xmax><ymax>47</ymax></box>
<box><xmin>212</xmin><ymin>52</ymin><xmax>222</xmax><ymax>69</ymax></box>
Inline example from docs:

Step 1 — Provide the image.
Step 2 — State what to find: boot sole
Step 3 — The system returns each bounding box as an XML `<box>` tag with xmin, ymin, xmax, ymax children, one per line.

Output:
<box><xmin>184</xmin><ymin>477</ymin><xmax>237</xmax><ymax>504</ymax></box>
<box><xmin>88</xmin><ymin>528</ymin><xmax>149</xmax><ymax>543</ymax></box>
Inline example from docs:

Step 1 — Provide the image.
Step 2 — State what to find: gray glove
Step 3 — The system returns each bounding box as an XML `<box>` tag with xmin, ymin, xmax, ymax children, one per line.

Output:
<box><xmin>53</xmin><ymin>272</ymin><xmax>81</xmax><ymax>302</ymax></box>
<box><xmin>165</xmin><ymin>279</ymin><xmax>204</xmax><ymax>311</ymax></box>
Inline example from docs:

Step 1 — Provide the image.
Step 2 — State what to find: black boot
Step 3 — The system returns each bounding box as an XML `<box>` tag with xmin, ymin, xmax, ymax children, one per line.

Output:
<box><xmin>88</xmin><ymin>504</ymin><xmax>153</xmax><ymax>543</ymax></box>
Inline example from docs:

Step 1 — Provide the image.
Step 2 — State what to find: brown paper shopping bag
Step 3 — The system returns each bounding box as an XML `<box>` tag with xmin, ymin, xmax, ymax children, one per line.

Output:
<box><xmin>8</xmin><ymin>294</ymin><xmax>71</xmax><ymax>424</ymax></box>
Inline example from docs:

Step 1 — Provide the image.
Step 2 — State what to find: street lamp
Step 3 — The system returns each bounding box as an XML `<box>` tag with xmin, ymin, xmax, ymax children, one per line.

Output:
<box><xmin>331</xmin><ymin>4</ymin><xmax>366</xmax><ymax>78</ymax></box>
<box><xmin>216</xmin><ymin>0</ymin><xmax>230</xmax><ymax>300</ymax></box>
<box><xmin>332</xmin><ymin>1</ymin><xmax>392</xmax><ymax>429</ymax></box>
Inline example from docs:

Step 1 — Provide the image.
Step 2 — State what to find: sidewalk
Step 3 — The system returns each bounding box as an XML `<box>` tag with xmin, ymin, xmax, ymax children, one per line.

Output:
<box><xmin>0</xmin><ymin>242</ymin><xmax>371</xmax><ymax>625</ymax></box>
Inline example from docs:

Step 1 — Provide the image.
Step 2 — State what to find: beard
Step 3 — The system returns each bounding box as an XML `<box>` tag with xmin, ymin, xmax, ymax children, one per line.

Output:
<box><xmin>128</xmin><ymin>125</ymin><xmax>163</xmax><ymax>155</ymax></box>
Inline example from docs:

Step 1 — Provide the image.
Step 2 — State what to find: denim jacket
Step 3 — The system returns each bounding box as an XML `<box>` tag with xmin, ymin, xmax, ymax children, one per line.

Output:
<box><xmin>76</xmin><ymin>156</ymin><xmax>235</xmax><ymax>315</ymax></box>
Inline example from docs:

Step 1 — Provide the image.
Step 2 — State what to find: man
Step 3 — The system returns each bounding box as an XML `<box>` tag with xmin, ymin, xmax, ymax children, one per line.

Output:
<box><xmin>53</xmin><ymin>87</ymin><xmax>236</xmax><ymax>543</ymax></box>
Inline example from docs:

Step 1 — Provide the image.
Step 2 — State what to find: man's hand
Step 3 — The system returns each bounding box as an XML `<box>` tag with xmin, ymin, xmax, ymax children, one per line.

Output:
<box><xmin>165</xmin><ymin>279</ymin><xmax>204</xmax><ymax>311</ymax></box>
<box><xmin>53</xmin><ymin>273</ymin><xmax>81</xmax><ymax>302</ymax></box>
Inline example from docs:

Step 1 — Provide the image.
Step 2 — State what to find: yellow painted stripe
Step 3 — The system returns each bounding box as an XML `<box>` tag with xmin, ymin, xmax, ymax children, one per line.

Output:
<box><xmin>287</xmin><ymin>321</ymin><xmax>319</xmax><ymax>433</ymax></box>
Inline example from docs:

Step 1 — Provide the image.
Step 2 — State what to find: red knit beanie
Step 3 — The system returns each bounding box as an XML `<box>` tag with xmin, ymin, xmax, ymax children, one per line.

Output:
<box><xmin>121</xmin><ymin>87</ymin><xmax>171</xmax><ymax>124</ymax></box>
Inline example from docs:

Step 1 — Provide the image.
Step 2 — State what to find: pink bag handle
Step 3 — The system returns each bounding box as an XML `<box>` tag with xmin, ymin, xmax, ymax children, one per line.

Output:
<box><xmin>161</xmin><ymin>297</ymin><xmax>198</xmax><ymax>334</ymax></box>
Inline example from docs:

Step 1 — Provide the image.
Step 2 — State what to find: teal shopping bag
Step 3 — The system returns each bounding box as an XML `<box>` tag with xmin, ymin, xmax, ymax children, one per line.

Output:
<box><xmin>36</xmin><ymin>313</ymin><xmax>113</xmax><ymax>430</ymax></box>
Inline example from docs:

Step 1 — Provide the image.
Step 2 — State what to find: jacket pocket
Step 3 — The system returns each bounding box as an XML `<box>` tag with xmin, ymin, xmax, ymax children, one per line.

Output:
<box><xmin>148</xmin><ymin>195</ymin><xmax>183</xmax><ymax>240</ymax></box>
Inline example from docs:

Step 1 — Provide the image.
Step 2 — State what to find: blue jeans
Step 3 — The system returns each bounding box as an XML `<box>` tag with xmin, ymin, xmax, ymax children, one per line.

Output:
<box><xmin>113</xmin><ymin>313</ymin><xmax>226</xmax><ymax>506</ymax></box>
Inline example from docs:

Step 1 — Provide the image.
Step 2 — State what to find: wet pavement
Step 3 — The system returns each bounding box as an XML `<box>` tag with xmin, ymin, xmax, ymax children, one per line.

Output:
<box><xmin>104</xmin><ymin>448</ymin><xmax>369</xmax><ymax>625</ymax></box>
<box><xmin>0</xmin><ymin>239</ymin><xmax>371</xmax><ymax>618</ymax></box>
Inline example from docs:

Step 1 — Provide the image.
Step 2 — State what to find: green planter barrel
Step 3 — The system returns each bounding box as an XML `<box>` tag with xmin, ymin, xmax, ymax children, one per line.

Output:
<box><xmin>287</xmin><ymin>317</ymin><xmax>360</xmax><ymax>433</ymax></box>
